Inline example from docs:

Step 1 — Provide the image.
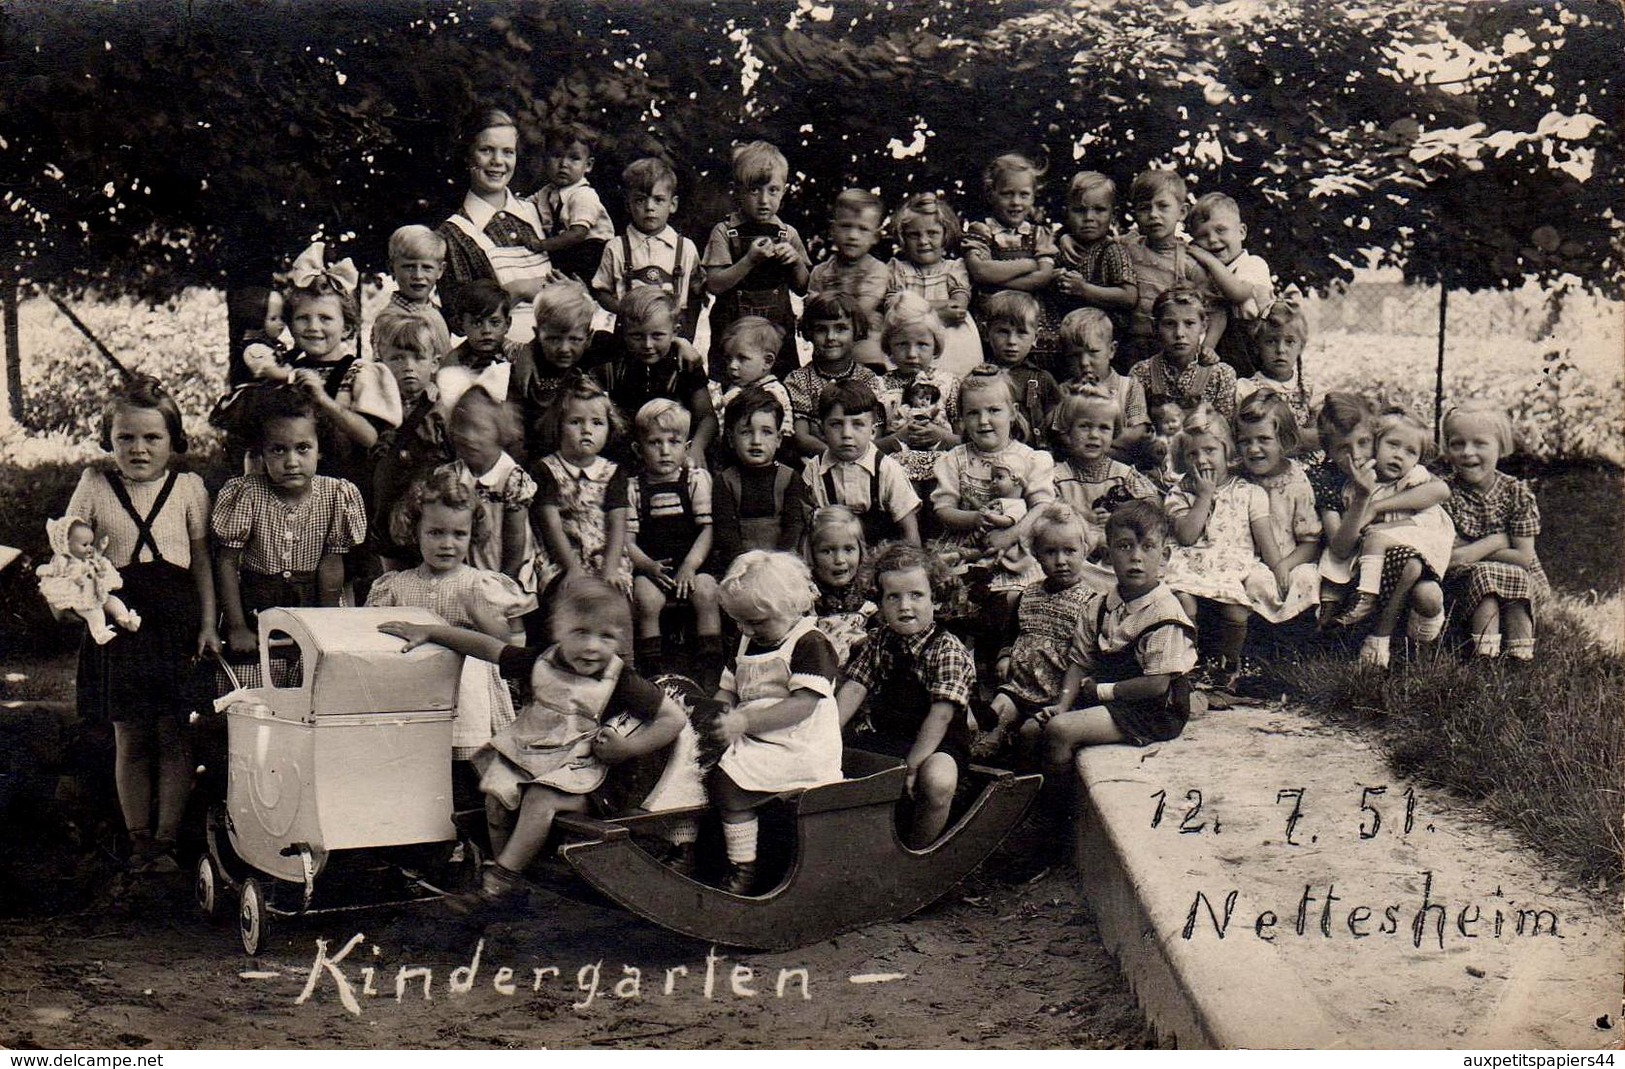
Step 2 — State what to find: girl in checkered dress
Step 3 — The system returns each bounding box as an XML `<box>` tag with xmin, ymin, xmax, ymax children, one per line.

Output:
<box><xmin>1439</xmin><ymin>402</ymin><xmax>1548</xmax><ymax>660</ymax></box>
<box><xmin>366</xmin><ymin>469</ymin><xmax>533</xmax><ymax>763</ymax></box>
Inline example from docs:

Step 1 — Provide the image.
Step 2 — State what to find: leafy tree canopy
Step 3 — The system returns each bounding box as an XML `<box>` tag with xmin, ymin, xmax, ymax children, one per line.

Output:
<box><xmin>0</xmin><ymin>0</ymin><xmax>1618</xmax><ymax>300</ymax></box>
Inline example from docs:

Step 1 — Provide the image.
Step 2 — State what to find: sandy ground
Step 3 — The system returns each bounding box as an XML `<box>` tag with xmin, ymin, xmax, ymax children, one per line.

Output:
<box><xmin>0</xmin><ymin>812</ymin><xmax>1156</xmax><ymax>1051</ymax></box>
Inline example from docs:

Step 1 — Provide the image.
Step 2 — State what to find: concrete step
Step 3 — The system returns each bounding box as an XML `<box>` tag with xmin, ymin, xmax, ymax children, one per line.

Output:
<box><xmin>1073</xmin><ymin>702</ymin><xmax>1622</xmax><ymax>1049</ymax></box>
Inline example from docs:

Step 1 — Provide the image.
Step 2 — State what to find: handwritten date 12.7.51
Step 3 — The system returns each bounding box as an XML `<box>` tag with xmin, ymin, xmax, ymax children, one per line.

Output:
<box><xmin>1148</xmin><ymin>786</ymin><xmax>1430</xmax><ymax>845</ymax></box>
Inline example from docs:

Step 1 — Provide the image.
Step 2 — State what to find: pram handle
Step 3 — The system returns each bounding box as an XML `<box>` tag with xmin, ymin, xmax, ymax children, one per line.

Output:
<box><xmin>207</xmin><ymin>637</ymin><xmax>301</xmax><ymax>700</ymax></box>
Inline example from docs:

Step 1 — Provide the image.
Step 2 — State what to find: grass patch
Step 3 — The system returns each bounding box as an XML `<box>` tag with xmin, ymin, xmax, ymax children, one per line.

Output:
<box><xmin>1269</xmin><ymin>607</ymin><xmax>1625</xmax><ymax>888</ymax></box>
<box><xmin>1514</xmin><ymin>457</ymin><xmax>1624</xmax><ymax>597</ymax></box>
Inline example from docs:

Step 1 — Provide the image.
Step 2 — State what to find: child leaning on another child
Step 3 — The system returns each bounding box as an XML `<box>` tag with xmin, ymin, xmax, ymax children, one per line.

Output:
<box><xmin>1034</xmin><ymin>499</ymin><xmax>1201</xmax><ymax>768</ymax></box>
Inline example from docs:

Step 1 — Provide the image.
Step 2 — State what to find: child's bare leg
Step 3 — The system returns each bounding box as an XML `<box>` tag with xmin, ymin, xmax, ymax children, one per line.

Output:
<box><xmin>1175</xmin><ymin>591</ymin><xmax>1199</xmax><ymax>621</ymax></box>
<box><xmin>1015</xmin><ymin>716</ymin><xmax>1044</xmax><ymax>765</ymax></box>
<box><xmin>112</xmin><ymin>722</ymin><xmax>154</xmax><ymax>843</ymax></box>
<box><xmin>153</xmin><ymin>715</ymin><xmax>190</xmax><ymax>847</ymax></box>
<box><xmin>632</xmin><ymin>576</ymin><xmax>666</xmax><ymax>636</ymax></box>
<box><xmin>690</xmin><ymin>575</ymin><xmax>722</xmax><ymax>636</ymax></box>
<box><xmin>1358</xmin><ymin>558</ymin><xmax>1421</xmax><ymax>667</ymax></box>
<box><xmin>1468</xmin><ymin>594</ymin><xmax>1500</xmax><ymax>639</ymax></box>
<box><xmin>1503</xmin><ymin>599</ymin><xmax>1534</xmax><ymax>659</ymax></box>
<box><xmin>1216</xmin><ymin>602</ymin><xmax>1249</xmax><ymax>672</ymax></box>
<box><xmin>971</xmin><ymin>693</ymin><xmax>1019</xmax><ymax>759</ymax></box>
<box><xmin>1406</xmin><ymin>578</ymin><xmax>1445</xmax><ymax>644</ymax></box>
<box><xmin>1042</xmin><ymin>706</ymin><xmax>1126</xmax><ymax>769</ymax></box>
<box><xmin>1469</xmin><ymin>594</ymin><xmax>1503</xmax><ymax>656</ymax></box>
<box><xmin>485</xmin><ymin>794</ymin><xmax>516</xmax><ymax>857</ymax></box>
<box><xmin>1372</xmin><ymin>558</ymin><xmax>1422</xmax><ymax>638</ymax></box>
<box><xmin>496</xmin><ymin>784</ymin><xmax>585</xmax><ymax>875</ymax></box>
<box><xmin>908</xmin><ymin>752</ymin><xmax>959</xmax><ymax>848</ymax></box>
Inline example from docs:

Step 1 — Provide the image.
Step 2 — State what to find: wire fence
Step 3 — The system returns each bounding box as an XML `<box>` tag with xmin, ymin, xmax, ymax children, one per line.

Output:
<box><xmin>1295</xmin><ymin>279</ymin><xmax>1622</xmax><ymax>460</ymax></box>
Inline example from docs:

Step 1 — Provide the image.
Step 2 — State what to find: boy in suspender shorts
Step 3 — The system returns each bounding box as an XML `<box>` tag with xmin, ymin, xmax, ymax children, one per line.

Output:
<box><xmin>592</xmin><ymin>157</ymin><xmax>705</xmax><ymax>340</ymax></box>
<box><xmin>626</xmin><ymin>399</ymin><xmax>725</xmax><ymax>680</ymax></box>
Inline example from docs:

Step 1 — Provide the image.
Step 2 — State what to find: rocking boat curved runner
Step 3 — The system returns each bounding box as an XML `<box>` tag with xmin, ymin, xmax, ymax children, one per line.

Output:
<box><xmin>554</xmin><ymin>746</ymin><xmax>1042</xmax><ymax>951</ymax></box>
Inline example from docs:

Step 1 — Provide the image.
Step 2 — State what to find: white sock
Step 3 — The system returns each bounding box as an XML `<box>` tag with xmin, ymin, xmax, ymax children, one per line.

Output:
<box><xmin>1359</xmin><ymin>635</ymin><xmax>1390</xmax><ymax>668</ymax></box>
<box><xmin>1356</xmin><ymin>555</ymin><xmax>1384</xmax><ymax>596</ymax></box>
<box><xmin>667</xmin><ymin>817</ymin><xmax>699</xmax><ymax>846</ymax></box>
<box><xmin>722</xmin><ymin>817</ymin><xmax>757</xmax><ymax>864</ymax></box>
<box><xmin>1407</xmin><ymin>610</ymin><xmax>1444</xmax><ymax>642</ymax></box>
<box><xmin>1474</xmin><ymin>633</ymin><xmax>1502</xmax><ymax>657</ymax></box>
<box><xmin>1505</xmin><ymin>638</ymin><xmax>1534</xmax><ymax>661</ymax></box>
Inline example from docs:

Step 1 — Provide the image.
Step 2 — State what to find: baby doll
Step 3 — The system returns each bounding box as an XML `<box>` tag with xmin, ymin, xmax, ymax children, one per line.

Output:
<box><xmin>882</xmin><ymin>380</ymin><xmax>954</xmax><ymax>487</ymax></box>
<box><xmin>986</xmin><ymin>464</ymin><xmax>1032</xmax><ymax>574</ymax></box>
<box><xmin>1142</xmin><ymin>398</ymin><xmax>1185</xmax><ymax>492</ymax></box>
<box><xmin>38</xmin><ymin>516</ymin><xmax>142</xmax><ymax>644</ymax></box>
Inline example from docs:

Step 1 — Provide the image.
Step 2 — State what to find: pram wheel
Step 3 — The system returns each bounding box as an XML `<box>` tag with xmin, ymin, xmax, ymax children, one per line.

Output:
<box><xmin>239</xmin><ymin>877</ymin><xmax>268</xmax><ymax>956</ymax></box>
<box><xmin>195</xmin><ymin>854</ymin><xmax>225</xmax><ymax>923</ymax></box>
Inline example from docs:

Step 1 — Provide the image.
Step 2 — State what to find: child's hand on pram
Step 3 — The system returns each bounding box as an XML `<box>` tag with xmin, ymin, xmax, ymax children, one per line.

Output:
<box><xmin>226</xmin><ymin>624</ymin><xmax>258</xmax><ymax>657</ymax></box>
<box><xmin>379</xmin><ymin>620</ymin><xmax>435</xmax><ymax>651</ymax></box>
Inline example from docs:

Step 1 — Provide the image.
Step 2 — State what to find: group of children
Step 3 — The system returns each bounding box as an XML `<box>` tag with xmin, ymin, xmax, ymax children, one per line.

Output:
<box><xmin>44</xmin><ymin>134</ymin><xmax>1547</xmax><ymax>900</ymax></box>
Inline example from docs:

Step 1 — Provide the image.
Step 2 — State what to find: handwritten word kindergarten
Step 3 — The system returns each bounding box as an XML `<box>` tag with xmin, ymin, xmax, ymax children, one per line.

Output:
<box><xmin>291</xmin><ymin>935</ymin><xmax>814</xmax><ymax>1016</ymax></box>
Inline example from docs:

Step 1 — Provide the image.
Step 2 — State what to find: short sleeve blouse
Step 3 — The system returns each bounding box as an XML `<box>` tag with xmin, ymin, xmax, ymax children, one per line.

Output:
<box><xmin>364</xmin><ymin>564</ymin><xmax>533</xmax><ymax>624</ymax></box>
<box><xmin>211</xmin><ymin>474</ymin><xmax>366</xmax><ymax>574</ymax></box>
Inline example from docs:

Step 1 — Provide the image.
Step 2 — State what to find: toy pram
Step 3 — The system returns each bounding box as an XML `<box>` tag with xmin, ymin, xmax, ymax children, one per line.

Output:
<box><xmin>194</xmin><ymin>607</ymin><xmax>478</xmax><ymax>955</ymax></box>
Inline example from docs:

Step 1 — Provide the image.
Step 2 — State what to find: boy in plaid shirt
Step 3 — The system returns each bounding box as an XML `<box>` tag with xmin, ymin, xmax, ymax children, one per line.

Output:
<box><xmin>837</xmin><ymin>542</ymin><xmax>975</xmax><ymax>848</ymax></box>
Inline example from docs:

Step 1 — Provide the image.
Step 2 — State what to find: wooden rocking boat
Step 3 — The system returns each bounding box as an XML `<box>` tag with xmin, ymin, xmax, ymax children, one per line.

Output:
<box><xmin>554</xmin><ymin>748</ymin><xmax>1042</xmax><ymax>951</ymax></box>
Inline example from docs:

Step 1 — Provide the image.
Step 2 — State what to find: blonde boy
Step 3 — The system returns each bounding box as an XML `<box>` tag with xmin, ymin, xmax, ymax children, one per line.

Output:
<box><xmin>371</xmin><ymin>225</ymin><xmax>452</xmax><ymax>362</ymax></box>
<box><xmin>703</xmin><ymin>140</ymin><xmax>810</xmax><ymax>378</ymax></box>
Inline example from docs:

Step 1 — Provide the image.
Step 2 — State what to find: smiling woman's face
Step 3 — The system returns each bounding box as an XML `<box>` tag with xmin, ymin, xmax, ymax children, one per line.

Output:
<box><xmin>468</xmin><ymin>124</ymin><xmax>519</xmax><ymax>198</ymax></box>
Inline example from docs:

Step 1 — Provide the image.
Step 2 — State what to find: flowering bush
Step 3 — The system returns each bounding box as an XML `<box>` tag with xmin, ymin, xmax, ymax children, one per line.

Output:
<box><xmin>1305</xmin><ymin>330</ymin><xmax>1624</xmax><ymax>463</ymax></box>
<box><xmin>16</xmin><ymin>289</ymin><xmax>228</xmax><ymax>446</ymax></box>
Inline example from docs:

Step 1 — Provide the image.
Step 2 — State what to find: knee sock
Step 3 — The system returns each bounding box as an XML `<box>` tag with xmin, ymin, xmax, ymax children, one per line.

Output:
<box><xmin>1474</xmin><ymin>633</ymin><xmax>1502</xmax><ymax>657</ymax></box>
<box><xmin>722</xmin><ymin>816</ymin><xmax>757</xmax><ymax>864</ymax></box>
<box><xmin>1360</xmin><ymin>635</ymin><xmax>1390</xmax><ymax>667</ymax></box>
<box><xmin>1356</xmin><ymin>555</ymin><xmax>1385</xmax><ymax>596</ymax></box>
<box><xmin>1505</xmin><ymin>637</ymin><xmax>1533</xmax><ymax>660</ymax></box>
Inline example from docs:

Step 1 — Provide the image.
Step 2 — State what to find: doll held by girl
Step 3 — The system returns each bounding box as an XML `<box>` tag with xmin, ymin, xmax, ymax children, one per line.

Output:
<box><xmin>38</xmin><ymin>516</ymin><xmax>141</xmax><ymax>644</ymax></box>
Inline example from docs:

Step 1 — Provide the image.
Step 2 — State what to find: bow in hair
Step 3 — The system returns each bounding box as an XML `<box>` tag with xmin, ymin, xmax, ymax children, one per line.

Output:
<box><xmin>436</xmin><ymin>362</ymin><xmax>513</xmax><ymax>410</ymax></box>
<box><xmin>288</xmin><ymin>241</ymin><xmax>360</xmax><ymax>295</ymax></box>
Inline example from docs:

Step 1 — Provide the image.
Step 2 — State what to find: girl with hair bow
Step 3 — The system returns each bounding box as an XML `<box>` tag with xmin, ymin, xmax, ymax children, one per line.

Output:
<box><xmin>281</xmin><ymin>242</ymin><xmax>402</xmax><ymax>494</ymax></box>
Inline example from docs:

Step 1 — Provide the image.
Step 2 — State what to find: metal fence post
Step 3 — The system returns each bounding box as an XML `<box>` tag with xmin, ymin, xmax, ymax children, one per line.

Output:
<box><xmin>1434</xmin><ymin>281</ymin><xmax>1448</xmax><ymax>446</ymax></box>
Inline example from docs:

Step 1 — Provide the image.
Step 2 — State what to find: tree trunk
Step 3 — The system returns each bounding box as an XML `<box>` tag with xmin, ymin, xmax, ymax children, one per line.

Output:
<box><xmin>2</xmin><ymin>271</ymin><xmax>21</xmax><ymax>427</ymax></box>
